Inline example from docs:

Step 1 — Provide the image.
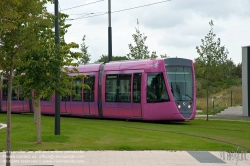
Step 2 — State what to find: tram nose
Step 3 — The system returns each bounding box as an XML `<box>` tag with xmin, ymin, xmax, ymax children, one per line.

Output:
<box><xmin>176</xmin><ymin>101</ymin><xmax>194</xmax><ymax>119</ymax></box>
<box><xmin>176</xmin><ymin>101</ymin><xmax>193</xmax><ymax>110</ymax></box>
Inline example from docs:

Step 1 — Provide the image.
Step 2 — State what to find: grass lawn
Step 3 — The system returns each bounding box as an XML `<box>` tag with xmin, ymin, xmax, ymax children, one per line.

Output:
<box><xmin>0</xmin><ymin>113</ymin><xmax>249</xmax><ymax>151</ymax></box>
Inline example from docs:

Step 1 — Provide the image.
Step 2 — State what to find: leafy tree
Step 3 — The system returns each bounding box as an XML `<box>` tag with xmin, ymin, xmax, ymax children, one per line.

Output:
<box><xmin>194</xmin><ymin>59</ymin><xmax>207</xmax><ymax>97</ymax></box>
<box><xmin>221</xmin><ymin>59</ymin><xmax>240</xmax><ymax>87</ymax></box>
<box><xmin>151</xmin><ymin>51</ymin><xmax>158</xmax><ymax>59</ymax></box>
<box><xmin>127</xmin><ymin>21</ymin><xmax>157</xmax><ymax>59</ymax></box>
<box><xmin>15</xmin><ymin>12</ymin><xmax>87</xmax><ymax>144</ymax></box>
<box><xmin>0</xmin><ymin>0</ymin><xmax>53</xmax><ymax>165</ymax></box>
<box><xmin>95</xmin><ymin>54</ymin><xmax>128</xmax><ymax>63</ymax></box>
<box><xmin>127</xmin><ymin>27</ymin><xmax>149</xmax><ymax>59</ymax></box>
<box><xmin>196</xmin><ymin>20</ymin><xmax>229</xmax><ymax>118</ymax></box>
<box><xmin>160</xmin><ymin>54</ymin><xmax>169</xmax><ymax>58</ymax></box>
<box><xmin>232</xmin><ymin>62</ymin><xmax>242</xmax><ymax>79</ymax></box>
<box><xmin>196</xmin><ymin>20</ymin><xmax>229</xmax><ymax>91</ymax></box>
<box><xmin>78</xmin><ymin>35</ymin><xmax>91</xmax><ymax>64</ymax></box>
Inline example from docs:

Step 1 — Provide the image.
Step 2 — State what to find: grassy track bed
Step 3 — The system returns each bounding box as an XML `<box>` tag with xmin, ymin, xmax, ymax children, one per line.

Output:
<box><xmin>0</xmin><ymin>113</ymin><xmax>249</xmax><ymax>151</ymax></box>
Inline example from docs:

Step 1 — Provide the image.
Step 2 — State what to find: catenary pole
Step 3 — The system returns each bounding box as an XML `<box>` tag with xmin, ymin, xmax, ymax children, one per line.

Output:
<box><xmin>108</xmin><ymin>0</ymin><xmax>112</xmax><ymax>62</ymax></box>
<box><xmin>54</xmin><ymin>0</ymin><xmax>60</xmax><ymax>135</ymax></box>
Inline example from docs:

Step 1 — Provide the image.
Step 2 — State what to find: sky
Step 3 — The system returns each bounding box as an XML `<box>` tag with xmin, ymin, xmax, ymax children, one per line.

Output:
<box><xmin>47</xmin><ymin>0</ymin><xmax>250</xmax><ymax>64</ymax></box>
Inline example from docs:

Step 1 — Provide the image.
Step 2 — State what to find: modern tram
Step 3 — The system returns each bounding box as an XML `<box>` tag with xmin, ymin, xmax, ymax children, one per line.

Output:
<box><xmin>0</xmin><ymin>58</ymin><xmax>196</xmax><ymax>121</ymax></box>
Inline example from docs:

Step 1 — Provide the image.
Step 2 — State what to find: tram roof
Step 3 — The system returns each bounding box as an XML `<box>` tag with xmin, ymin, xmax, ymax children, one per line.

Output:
<box><xmin>77</xmin><ymin>59</ymin><xmax>166</xmax><ymax>72</ymax></box>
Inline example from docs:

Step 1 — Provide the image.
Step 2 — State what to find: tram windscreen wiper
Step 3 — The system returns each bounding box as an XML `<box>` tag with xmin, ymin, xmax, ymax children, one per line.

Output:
<box><xmin>184</xmin><ymin>94</ymin><xmax>193</xmax><ymax>100</ymax></box>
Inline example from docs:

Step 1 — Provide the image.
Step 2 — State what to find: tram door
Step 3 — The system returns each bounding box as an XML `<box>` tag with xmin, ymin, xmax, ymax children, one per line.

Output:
<box><xmin>61</xmin><ymin>95</ymin><xmax>71</xmax><ymax>114</ymax></box>
<box><xmin>132</xmin><ymin>73</ymin><xmax>142</xmax><ymax>118</ymax></box>
<box><xmin>83</xmin><ymin>75</ymin><xmax>96</xmax><ymax>115</ymax></box>
<box><xmin>104</xmin><ymin>73</ymin><xmax>133</xmax><ymax>118</ymax></box>
<box><xmin>117</xmin><ymin>74</ymin><xmax>132</xmax><ymax>118</ymax></box>
<box><xmin>10</xmin><ymin>87</ymin><xmax>20</xmax><ymax>112</ymax></box>
<box><xmin>70</xmin><ymin>78</ymin><xmax>83</xmax><ymax>115</ymax></box>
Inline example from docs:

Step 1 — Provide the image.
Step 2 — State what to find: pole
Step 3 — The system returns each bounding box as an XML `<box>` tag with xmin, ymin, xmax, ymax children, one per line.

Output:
<box><xmin>212</xmin><ymin>100</ymin><xmax>214</xmax><ymax>115</ymax></box>
<box><xmin>54</xmin><ymin>0</ymin><xmax>60</xmax><ymax>135</ymax></box>
<box><xmin>108</xmin><ymin>0</ymin><xmax>112</xmax><ymax>62</ymax></box>
<box><xmin>231</xmin><ymin>91</ymin><xmax>232</xmax><ymax>107</ymax></box>
<box><xmin>206</xmin><ymin>87</ymin><xmax>209</xmax><ymax>121</ymax></box>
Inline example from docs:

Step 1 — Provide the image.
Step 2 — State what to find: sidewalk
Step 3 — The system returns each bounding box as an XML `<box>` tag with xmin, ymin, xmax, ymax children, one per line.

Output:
<box><xmin>0</xmin><ymin>150</ymin><xmax>249</xmax><ymax>166</ymax></box>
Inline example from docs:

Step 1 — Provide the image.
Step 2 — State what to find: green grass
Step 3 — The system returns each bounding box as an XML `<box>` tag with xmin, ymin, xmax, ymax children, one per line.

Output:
<box><xmin>0</xmin><ymin>113</ymin><xmax>249</xmax><ymax>152</ymax></box>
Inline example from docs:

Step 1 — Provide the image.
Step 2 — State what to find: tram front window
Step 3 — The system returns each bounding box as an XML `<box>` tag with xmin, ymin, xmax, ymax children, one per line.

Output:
<box><xmin>147</xmin><ymin>72</ymin><xmax>169</xmax><ymax>103</ymax></box>
<box><xmin>166</xmin><ymin>67</ymin><xmax>193</xmax><ymax>101</ymax></box>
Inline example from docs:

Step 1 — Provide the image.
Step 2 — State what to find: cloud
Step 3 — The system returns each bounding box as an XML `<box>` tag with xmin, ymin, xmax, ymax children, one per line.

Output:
<box><xmin>136</xmin><ymin>0</ymin><xmax>250</xmax><ymax>30</ymax></box>
<box><xmin>171</xmin><ymin>0</ymin><xmax>250</xmax><ymax>18</ymax></box>
<box><xmin>48</xmin><ymin>0</ymin><xmax>249</xmax><ymax>64</ymax></box>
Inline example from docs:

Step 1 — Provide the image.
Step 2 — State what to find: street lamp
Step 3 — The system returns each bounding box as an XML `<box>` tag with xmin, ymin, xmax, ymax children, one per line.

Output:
<box><xmin>108</xmin><ymin>0</ymin><xmax>112</xmax><ymax>62</ymax></box>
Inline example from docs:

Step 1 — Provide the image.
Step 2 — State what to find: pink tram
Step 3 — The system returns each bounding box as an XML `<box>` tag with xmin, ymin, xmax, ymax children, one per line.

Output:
<box><xmin>0</xmin><ymin>58</ymin><xmax>196</xmax><ymax>121</ymax></box>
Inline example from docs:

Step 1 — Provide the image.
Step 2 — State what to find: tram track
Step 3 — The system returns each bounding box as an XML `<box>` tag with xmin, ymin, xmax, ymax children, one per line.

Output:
<box><xmin>81</xmin><ymin>118</ymin><xmax>249</xmax><ymax>150</ymax></box>
<box><xmin>112</xmin><ymin>124</ymin><xmax>249</xmax><ymax>150</ymax></box>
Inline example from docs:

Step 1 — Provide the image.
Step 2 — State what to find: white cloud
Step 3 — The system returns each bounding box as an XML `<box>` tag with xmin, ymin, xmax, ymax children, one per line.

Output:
<box><xmin>47</xmin><ymin>0</ymin><xmax>249</xmax><ymax>64</ymax></box>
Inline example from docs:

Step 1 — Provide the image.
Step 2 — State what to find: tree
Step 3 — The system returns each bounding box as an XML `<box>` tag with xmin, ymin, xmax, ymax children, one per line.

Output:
<box><xmin>196</xmin><ymin>20</ymin><xmax>229</xmax><ymax>119</ymax></box>
<box><xmin>0</xmin><ymin>0</ymin><xmax>53</xmax><ymax>165</ymax></box>
<box><xmin>78</xmin><ymin>35</ymin><xmax>91</xmax><ymax>64</ymax></box>
<box><xmin>160</xmin><ymin>54</ymin><xmax>169</xmax><ymax>58</ymax></box>
<box><xmin>15</xmin><ymin>12</ymin><xmax>87</xmax><ymax>144</ymax></box>
<box><xmin>95</xmin><ymin>55</ymin><xmax>128</xmax><ymax>63</ymax></box>
<box><xmin>127</xmin><ymin>21</ymin><xmax>157</xmax><ymax>59</ymax></box>
<box><xmin>232</xmin><ymin>62</ymin><xmax>242</xmax><ymax>79</ymax></box>
<box><xmin>221</xmin><ymin>59</ymin><xmax>240</xmax><ymax>87</ymax></box>
<box><xmin>151</xmin><ymin>51</ymin><xmax>158</xmax><ymax>59</ymax></box>
<box><xmin>196</xmin><ymin>20</ymin><xmax>230</xmax><ymax>90</ymax></box>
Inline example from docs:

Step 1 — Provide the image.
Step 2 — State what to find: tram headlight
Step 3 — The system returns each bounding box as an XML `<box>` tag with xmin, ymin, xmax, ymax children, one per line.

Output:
<box><xmin>176</xmin><ymin>102</ymin><xmax>181</xmax><ymax>109</ymax></box>
<box><xmin>188</xmin><ymin>102</ymin><xmax>192</xmax><ymax>109</ymax></box>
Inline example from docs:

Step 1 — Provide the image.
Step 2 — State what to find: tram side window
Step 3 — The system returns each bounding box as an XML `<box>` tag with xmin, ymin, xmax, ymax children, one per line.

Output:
<box><xmin>61</xmin><ymin>95</ymin><xmax>70</xmax><ymax>101</ymax></box>
<box><xmin>84</xmin><ymin>75</ymin><xmax>95</xmax><ymax>102</ymax></box>
<box><xmin>2</xmin><ymin>80</ymin><xmax>8</xmax><ymax>100</ymax></box>
<box><xmin>61</xmin><ymin>87</ymin><xmax>70</xmax><ymax>101</ymax></box>
<box><xmin>40</xmin><ymin>97</ymin><xmax>50</xmax><ymax>101</ymax></box>
<box><xmin>12</xmin><ymin>86</ymin><xmax>18</xmax><ymax>100</ymax></box>
<box><xmin>2</xmin><ymin>81</ymin><xmax>19</xmax><ymax>100</ymax></box>
<box><xmin>118</xmin><ymin>74</ymin><xmax>131</xmax><ymax>102</ymax></box>
<box><xmin>19</xmin><ymin>88</ymin><xmax>25</xmax><ymax>100</ymax></box>
<box><xmin>72</xmin><ymin>78</ymin><xmax>82</xmax><ymax>101</ymax></box>
<box><xmin>147</xmin><ymin>72</ymin><xmax>170</xmax><ymax>103</ymax></box>
<box><xmin>105</xmin><ymin>75</ymin><xmax>118</xmax><ymax>102</ymax></box>
<box><xmin>133</xmin><ymin>73</ymin><xmax>141</xmax><ymax>103</ymax></box>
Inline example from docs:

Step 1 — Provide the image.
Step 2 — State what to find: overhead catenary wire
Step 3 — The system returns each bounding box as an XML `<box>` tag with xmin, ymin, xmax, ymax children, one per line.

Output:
<box><xmin>64</xmin><ymin>12</ymin><xmax>105</xmax><ymax>15</ymax></box>
<box><xmin>66</xmin><ymin>0</ymin><xmax>171</xmax><ymax>21</ymax></box>
<box><xmin>61</xmin><ymin>0</ymin><xmax>105</xmax><ymax>11</ymax></box>
<box><xmin>112</xmin><ymin>0</ymin><xmax>171</xmax><ymax>14</ymax></box>
<box><xmin>70</xmin><ymin>12</ymin><xmax>107</xmax><ymax>20</ymax></box>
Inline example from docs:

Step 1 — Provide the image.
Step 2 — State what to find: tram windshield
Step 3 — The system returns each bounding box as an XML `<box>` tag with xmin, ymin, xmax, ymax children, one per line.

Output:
<box><xmin>166</xmin><ymin>66</ymin><xmax>193</xmax><ymax>101</ymax></box>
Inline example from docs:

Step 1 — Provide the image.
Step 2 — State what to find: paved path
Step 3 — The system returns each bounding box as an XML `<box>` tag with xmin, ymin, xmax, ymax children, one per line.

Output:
<box><xmin>0</xmin><ymin>151</ymin><xmax>249</xmax><ymax>166</ymax></box>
